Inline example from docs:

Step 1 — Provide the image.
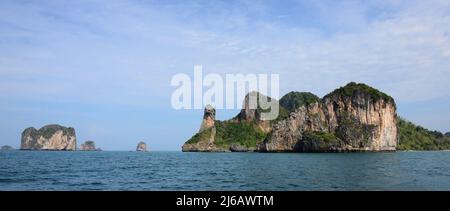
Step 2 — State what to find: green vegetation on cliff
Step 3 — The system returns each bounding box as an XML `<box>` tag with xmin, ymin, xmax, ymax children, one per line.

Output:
<box><xmin>84</xmin><ymin>140</ymin><xmax>95</xmax><ymax>145</ymax></box>
<box><xmin>185</xmin><ymin>128</ymin><xmax>212</xmax><ymax>144</ymax></box>
<box><xmin>279</xmin><ymin>92</ymin><xmax>320</xmax><ymax>112</ymax></box>
<box><xmin>397</xmin><ymin>117</ymin><xmax>450</xmax><ymax>150</ymax></box>
<box><xmin>39</xmin><ymin>125</ymin><xmax>75</xmax><ymax>139</ymax></box>
<box><xmin>324</xmin><ymin>82</ymin><xmax>395</xmax><ymax>105</ymax></box>
<box><xmin>214</xmin><ymin>121</ymin><xmax>267</xmax><ymax>148</ymax></box>
<box><xmin>186</xmin><ymin>120</ymin><xmax>268</xmax><ymax>149</ymax></box>
<box><xmin>275</xmin><ymin>92</ymin><xmax>320</xmax><ymax>122</ymax></box>
<box><xmin>274</xmin><ymin>106</ymin><xmax>290</xmax><ymax>121</ymax></box>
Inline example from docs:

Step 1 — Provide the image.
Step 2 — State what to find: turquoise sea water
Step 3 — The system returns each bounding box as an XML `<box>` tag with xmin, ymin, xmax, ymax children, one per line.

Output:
<box><xmin>1</xmin><ymin>151</ymin><xmax>450</xmax><ymax>190</ymax></box>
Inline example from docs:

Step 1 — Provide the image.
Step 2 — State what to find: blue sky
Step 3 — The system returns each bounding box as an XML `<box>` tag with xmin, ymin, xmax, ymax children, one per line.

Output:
<box><xmin>1</xmin><ymin>0</ymin><xmax>450</xmax><ymax>150</ymax></box>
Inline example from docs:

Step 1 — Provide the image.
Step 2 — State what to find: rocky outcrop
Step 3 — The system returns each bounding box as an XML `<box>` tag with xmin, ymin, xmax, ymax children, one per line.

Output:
<box><xmin>182</xmin><ymin>93</ymin><xmax>279</xmax><ymax>152</ymax></box>
<box><xmin>182</xmin><ymin>82</ymin><xmax>398</xmax><ymax>152</ymax></box>
<box><xmin>80</xmin><ymin>141</ymin><xmax>100</xmax><ymax>151</ymax></box>
<box><xmin>181</xmin><ymin>105</ymin><xmax>219</xmax><ymax>152</ymax></box>
<box><xmin>199</xmin><ymin>105</ymin><xmax>216</xmax><ymax>133</ymax></box>
<box><xmin>136</xmin><ymin>141</ymin><xmax>148</xmax><ymax>152</ymax></box>
<box><xmin>1</xmin><ymin>145</ymin><xmax>14</xmax><ymax>151</ymax></box>
<box><xmin>182</xmin><ymin>121</ymin><xmax>219</xmax><ymax>152</ymax></box>
<box><xmin>261</xmin><ymin>83</ymin><xmax>397</xmax><ymax>152</ymax></box>
<box><xmin>21</xmin><ymin>124</ymin><xmax>76</xmax><ymax>150</ymax></box>
<box><xmin>234</xmin><ymin>91</ymin><xmax>273</xmax><ymax>133</ymax></box>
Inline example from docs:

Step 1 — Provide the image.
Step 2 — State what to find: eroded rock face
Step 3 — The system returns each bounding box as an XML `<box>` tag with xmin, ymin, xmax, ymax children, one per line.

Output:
<box><xmin>183</xmin><ymin>104</ymin><xmax>221</xmax><ymax>152</ymax></box>
<box><xmin>21</xmin><ymin>124</ymin><xmax>76</xmax><ymax>150</ymax></box>
<box><xmin>261</xmin><ymin>83</ymin><xmax>397</xmax><ymax>152</ymax></box>
<box><xmin>136</xmin><ymin>141</ymin><xmax>148</xmax><ymax>152</ymax></box>
<box><xmin>235</xmin><ymin>91</ymin><xmax>273</xmax><ymax>133</ymax></box>
<box><xmin>80</xmin><ymin>141</ymin><xmax>97</xmax><ymax>151</ymax></box>
<box><xmin>260</xmin><ymin>103</ymin><xmax>328</xmax><ymax>152</ymax></box>
<box><xmin>182</xmin><ymin>93</ymin><xmax>277</xmax><ymax>152</ymax></box>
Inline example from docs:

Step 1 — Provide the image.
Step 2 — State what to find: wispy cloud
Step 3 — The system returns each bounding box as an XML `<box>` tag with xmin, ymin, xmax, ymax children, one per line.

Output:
<box><xmin>1</xmin><ymin>0</ymin><xmax>448</xmax><ymax>103</ymax></box>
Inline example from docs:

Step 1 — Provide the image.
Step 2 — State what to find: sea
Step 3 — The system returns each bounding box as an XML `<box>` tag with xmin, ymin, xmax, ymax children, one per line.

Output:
<box><xmin>1</xmin><ymin>151</ymin><xmax>450</xmax><ymax>190</ymax></box>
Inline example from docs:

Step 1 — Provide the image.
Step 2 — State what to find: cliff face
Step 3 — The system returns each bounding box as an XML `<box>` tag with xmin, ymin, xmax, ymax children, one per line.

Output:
<box><xmin>182</xmin><ymin>82</ymin><xmax>398</xmax><ymax>152</ymax></box>
<box><xmin>234</xmin><ymin>91</ymin><xmax>273</xmax><ymax>133</ymax></box>
<box><xmin>261</xmin><ymin>83</ymin><xmax>397</xmax><ymax>152</ymax></box>
<box><xmin>182</xmin><ymin>106</ymin><xmax>220</xmax><ymax>152</ymax></box>
<box><xmin>21</xmin><ymin>124</ymin><xmax>76</xmax><ymax>150</ymax></box>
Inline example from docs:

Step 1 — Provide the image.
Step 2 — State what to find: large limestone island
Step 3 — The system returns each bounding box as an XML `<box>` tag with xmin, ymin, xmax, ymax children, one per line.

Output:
<box><xmin>21</xmin><ymin>124</ymin><xmax>76</xmax><ymax>150</ymax></box>
<box><xmin>182</xmin><ymin>82</ymin><xmax>450</xmax><ymax>152</ymax></box>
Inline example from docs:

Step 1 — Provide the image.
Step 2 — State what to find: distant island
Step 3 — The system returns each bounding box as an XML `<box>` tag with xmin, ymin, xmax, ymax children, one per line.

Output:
<box><xmin>136</xmin><ymin>141</ymin><xmax>148</xmax><ymax>152</ymax></box>
<box><xmin>1</xmin><ymin>145</ymin><xmax>14</xmax><ymax>151</ymax></box>
<box><xmin>79</xmin><ymin>140</ymin><xmax>102</xmax><ymax>151</ymax></box>
<box><xmin>21</xmin><ymin>124</ymin><xmax>76</xmax><ymax>151</ymax></box>
<box><xmin>18</xmin><ymin>125</ymin><xmax>150</xmax><ymax>151</ymax></box>
<box><xmin>182</xmin><ymin>82</ymin><xmax>450</xmax><ymax>152</ymax></box>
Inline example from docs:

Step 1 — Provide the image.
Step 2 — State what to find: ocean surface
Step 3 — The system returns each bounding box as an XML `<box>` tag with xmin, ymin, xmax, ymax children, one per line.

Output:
<box><xmin>1</xmin><ymin>151</ymin><xmax>450</xmax><ymax>190</ymax></box>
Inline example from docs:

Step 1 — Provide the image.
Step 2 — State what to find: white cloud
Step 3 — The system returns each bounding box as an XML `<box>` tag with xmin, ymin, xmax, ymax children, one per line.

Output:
<box><xmin>176</xmin><ymin>0</ymin><xmax>450</xmax><ymax>102</ymax></box>
<box><xmin>0</xmin><ymin>0</ymin><xmax>449</xmax><ymax>106</ymax></box>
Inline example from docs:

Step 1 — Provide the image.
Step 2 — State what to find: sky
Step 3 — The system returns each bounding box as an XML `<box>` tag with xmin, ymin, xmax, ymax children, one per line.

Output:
<box><xmin>1</xmin><ymin>0</ymin><xmax>450</xmax><ymax>150</ymax></box>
